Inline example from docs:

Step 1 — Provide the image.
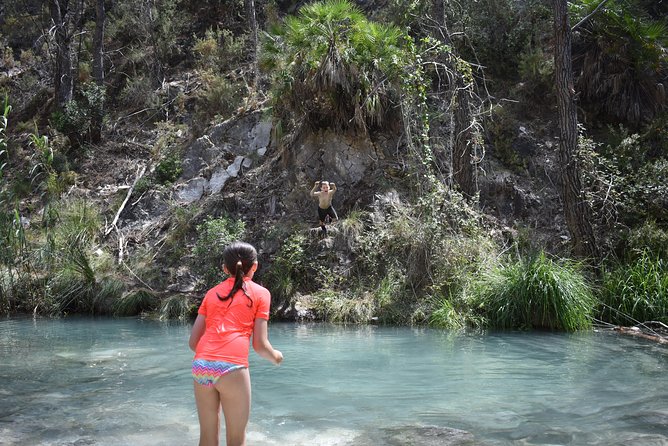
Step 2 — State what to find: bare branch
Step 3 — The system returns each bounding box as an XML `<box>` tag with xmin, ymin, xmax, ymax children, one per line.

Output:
<box><xmin>571</xmin><ymin>0</ymin><xmax>611</xmax><ymax>32</ymax></box>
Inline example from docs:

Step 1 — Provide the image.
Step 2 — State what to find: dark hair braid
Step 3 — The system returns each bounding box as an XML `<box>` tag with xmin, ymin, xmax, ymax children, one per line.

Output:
<box><xmin>216</xmin><ymin>241</ymin><xmax>256</xmax><ymax>307</ymax></box>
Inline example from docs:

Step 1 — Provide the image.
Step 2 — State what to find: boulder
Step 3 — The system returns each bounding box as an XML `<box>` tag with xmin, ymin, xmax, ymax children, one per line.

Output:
<box><xmin>175</xmin><ymin>177</ymin><xmax>207</xmax><ymax>204</ymax></box>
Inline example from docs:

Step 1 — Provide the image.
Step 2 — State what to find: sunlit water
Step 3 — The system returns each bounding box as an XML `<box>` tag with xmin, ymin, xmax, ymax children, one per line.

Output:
<box><xmin>1</xmin><ymin>317</ymin><xmax>667</xmax><ymax>446</ymax></box>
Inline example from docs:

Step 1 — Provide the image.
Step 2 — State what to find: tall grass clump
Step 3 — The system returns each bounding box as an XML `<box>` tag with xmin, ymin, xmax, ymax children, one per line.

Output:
<box><xmin>471</xmin><ymin>252</ymin><xmax>595</xmax><ymax>331</ymax></box>
<box><xmin>114</xmin><ymin>289</ymin><xmax>158</xmax><ymax>316</ymax></box>
<box><xmin>599</xmin><ymin>251</ymin><xmax>668</xmax><ymax>325</ymax></box>
<box><xmin>160</xmin><ymin>294</ymin><xmax>194</xmax><ymax>320</ymax></box>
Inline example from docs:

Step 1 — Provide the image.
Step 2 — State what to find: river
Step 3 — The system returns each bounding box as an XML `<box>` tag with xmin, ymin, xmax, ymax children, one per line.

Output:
<box><xmin>1</xmin><ymin>317</ymin><xmax>667</xmax><ymax>445</ymax></box>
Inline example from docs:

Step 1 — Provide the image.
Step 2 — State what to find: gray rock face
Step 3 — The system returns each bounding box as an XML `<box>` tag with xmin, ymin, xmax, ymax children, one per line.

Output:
<box><xmin>294</xmin><ymin>130</ymin><xmax>376</xmax><ymax>187</ymax></box>
<box><xmin>207</xmin><ymin>167</ymin><xmax>231</xmax><ymax>195</ymax></box>
<box><xmin>175</xmin><ymin>177</ymin><xmax>207</xmax><ymax>204</ymax></box>
<box><xmin>175</xmin><ymin>111</ymin><xmax>272</xmax><ymax>201</ymax></box>
<box><xmin>181</xmin><ymin>135</ymin><xmax>221</xmax><ymax>180</ymax></box>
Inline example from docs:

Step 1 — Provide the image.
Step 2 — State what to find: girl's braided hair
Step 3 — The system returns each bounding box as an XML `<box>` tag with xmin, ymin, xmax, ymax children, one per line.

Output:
<box><xmin>217</xmin><ymin>241</ymin><xmax>256</xmax><ymax>307</ymax></box>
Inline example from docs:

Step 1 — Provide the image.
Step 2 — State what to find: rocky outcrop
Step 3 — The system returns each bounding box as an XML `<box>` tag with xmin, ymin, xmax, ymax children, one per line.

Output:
<box><xmin>174</xmin><ymin>110</ymin><xmax>274</xmax><ymax>204</ymax></box>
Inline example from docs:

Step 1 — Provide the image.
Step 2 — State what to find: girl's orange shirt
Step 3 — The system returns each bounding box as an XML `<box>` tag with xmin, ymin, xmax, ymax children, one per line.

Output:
<box><xmin>194</xmin><ymin>277</ymin><xmax>271</xmax><ymax>367</ymax></box>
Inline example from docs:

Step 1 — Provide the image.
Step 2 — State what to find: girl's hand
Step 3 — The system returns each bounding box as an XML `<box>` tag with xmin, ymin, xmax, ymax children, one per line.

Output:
<box><xmin>274</xmin><ymin>349</ymin><xmax>283</xmax><ymax>365</ymax></box>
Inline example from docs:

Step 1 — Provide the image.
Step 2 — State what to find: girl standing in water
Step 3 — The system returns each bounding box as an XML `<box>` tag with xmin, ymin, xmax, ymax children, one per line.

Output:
<box><xmin>189</xmin><ymin>241</ymin><xmax>283</xmax><ymax>446</ymax></box>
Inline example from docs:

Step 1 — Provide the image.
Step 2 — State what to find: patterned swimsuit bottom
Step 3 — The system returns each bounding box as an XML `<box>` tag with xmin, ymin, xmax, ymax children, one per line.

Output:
<box><xmin>192</xmin><ymin>359</ymin><xmax>246</xmax><ymax>387</ymax></box>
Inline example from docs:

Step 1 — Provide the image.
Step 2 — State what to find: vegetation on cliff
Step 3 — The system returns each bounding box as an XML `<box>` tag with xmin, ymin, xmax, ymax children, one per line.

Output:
<box><xmin>0</xmin><ymin>0</ymin><xmax>666</xmax><ymax>333</ymax></box>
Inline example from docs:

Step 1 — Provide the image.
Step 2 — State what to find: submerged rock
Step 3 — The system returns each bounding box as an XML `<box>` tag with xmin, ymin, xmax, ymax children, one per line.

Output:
<box><xmin>352</xmin><ymin>425</ymin><xmax>479</xmax><ymax>446</ymax></box>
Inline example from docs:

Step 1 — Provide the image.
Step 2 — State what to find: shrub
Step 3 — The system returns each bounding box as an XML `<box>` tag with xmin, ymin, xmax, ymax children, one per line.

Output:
<box><xmin>160</xmin><ymin>294</ymin><xmax>194</xmax><ymax>320</ymax></box>
<box><xmin>50</xmin><ymin>83</ymin><xmax>105</xmax><ymax>148</ymax></box>
<box><xmin>155</xmin><ymin>154</ymin><xmax>183</xmax><ymax>185</ymax></box>
<box><xmin>262</xmin><ymin>0</ymin><xmax>413</xmax><ymax>131</ymax></box>
<box><xmin>599</xmin><ymin>251</ymin><xmax>668</xmax><ymax>325</ymax></box>
<box><xmin>470</xmin><ymin>252</ymin><xmax>596</xmax><ymax>331</ymax></box>
<box><xmin>119</xmin><ymin>76</ymin><xmax>160</xmax><ymax>111</ymax></box>
<box><xmin>193</xmin><ymin>216</ymin><xmax>246</xmax><ymax>285</ymax></box>
<box><xmin>114</xmin><ymin>289</ymin><xmax>158</xmax><ymax>316</ymax></box>
<box><xmin>264</xmin><ymin>231</ymin><xmax>309</xmax><ymax>303</ymax></box>
<box><xmin>312</xmin><ymin>289</ymin><xmax>375</xmax><ymax>324</ymax></box>
<box><xmin>571</xmin><ymin>0</ymin><xmax>667</xmax><ymax>124</ymax></box>
<box><xmin>625</xmin><ymin>221</ymin><xmax>668</xmax><ymax>260</ymax></box>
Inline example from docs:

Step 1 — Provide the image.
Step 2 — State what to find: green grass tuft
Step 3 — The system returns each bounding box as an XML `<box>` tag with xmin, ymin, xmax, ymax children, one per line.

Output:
<box><xmin>114</xmin><ymin>289</ymin><xmax>158</xmax><ymax>316</ymax></box>
<box><xmin>599</xmin><ymin>251</ymin><xmax>668</xmax><ymax>325</ymax></box>
<box><xmin>160</xmin><ymin>294</ymin><xmax>193</xmax><ymax>320</ymax></box>
<box><xmin>470</xmin><ymin>252</ymin><xmax>595</xmax><ymax>331</ymax></box>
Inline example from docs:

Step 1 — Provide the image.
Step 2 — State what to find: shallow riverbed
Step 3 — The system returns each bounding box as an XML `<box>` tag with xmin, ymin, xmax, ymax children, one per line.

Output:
<box><xmin>1</xmin><ymin>317</ymin><xmax>667</xmax><ymax>445</ymax></box>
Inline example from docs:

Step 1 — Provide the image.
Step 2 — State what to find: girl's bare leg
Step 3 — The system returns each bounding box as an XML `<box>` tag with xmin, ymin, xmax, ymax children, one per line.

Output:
<box><xmin>194</xmin><ymin>382</ymin><xmax>222</xmax><ymax>446</ymax></box>
<box><xmin>215</xmin><ymin>368</ymin><xmax>251</xmax><ymax>446</ymax></box>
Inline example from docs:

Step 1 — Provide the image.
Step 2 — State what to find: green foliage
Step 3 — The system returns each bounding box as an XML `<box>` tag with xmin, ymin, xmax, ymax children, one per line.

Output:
<box><xmin>488</xmin><ymin>105</ymin><xmax>524</xmax><ymax>168</ymax></box>
<box><xmin>430</xmin><ymin>298</ymin><xmax>469</xmax><ymax>330</ymax></box>
<box><xmin>194</xmin><ymin>28</ymin><xmax>247</xmax><ymax>71</ymax></box>
<box><xmin>571</xmin><ymin>0</ymin><xmax>667</xmax><ymax>124</ymax></box>
<box><xmin>0</xmin><ymin>197</ymin><xmax>119</xmax><ymax>316</ymax></box>
<box><xmin>107</xmin><ymin>0</ymin><xmax>187</xmax><ymax>75</ymax></box>
<box><xmin>119</xmin><ymin>76</ymin><xmax>161</xmax><ymax>111</ymax></box>
<box><xmin>192</xmin><ymin>27</ymin><xmax>247</xmax><ymax>126</ymax></box>
<box><xmin>114</xmin><ymin>289</ymin><xmax>158</xmax><ymax>316</ymax></box>
<box><xmin>155</xmin><ymin>154</ymin><xmax>183</xmax><ymax>185</ymax></box>
<box><xmin>50</xmin><ymin>83</ymin><xmax>106</xmax><ymax>147</ymax></box>
<box><xmin>160</xmin><ymin>294</ymin><xmax>194</xmax><ymax>320</ymax></box>
<box><xmin>193</xmin><ymin>216</ymin><xmax>246</xmax><ymax>285</ymax></box>
<box><xmin>262</xmin><ymin>0</ymin><xmax>414</xmax><ymax>131</ymax></box>
<box><xmin>516</xmin><ymin>46</ymin><xmax>554</xmax><ymax>100</ymax></box>
<box><xmin>624</xmin><ymin>221</ymin><xmax>668</xmax><ymax>261</ymax></box>
<box><xmin>470</xmin><ymin>253</ymin><xmax>596</xmax><ymax>331</ymax></box>
<box><xmin>311</xmin><ymin>288</ymin><xmax>375</xmax><ymax>324</ymax></box>
<box><xmin>442</xmin><ymin>0</ymin><xmax>552</xmax><ymax>80</ymax></box>
<box><xmin>265</xmin><ymin>231</ymin><xmax>309</xmax><ymax>302</ymax></box>
<box><xmin>599</xmin><ymin>251</ymin><xmax>668</xmax><ymax>325</ymax></box>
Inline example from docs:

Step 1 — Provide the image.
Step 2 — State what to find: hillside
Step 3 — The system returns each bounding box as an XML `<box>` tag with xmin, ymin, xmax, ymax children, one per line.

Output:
<box><xmin>1</xmin><ymin>0</ymin><xmax>667</xmax><ymax>330</ymax></box>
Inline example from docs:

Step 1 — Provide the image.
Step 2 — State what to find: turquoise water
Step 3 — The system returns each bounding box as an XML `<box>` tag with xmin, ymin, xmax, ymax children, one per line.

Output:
<box><xmin>1</xmin><ymin>317</ymin><xmax>667</xmax><ymax>445</ymax></box>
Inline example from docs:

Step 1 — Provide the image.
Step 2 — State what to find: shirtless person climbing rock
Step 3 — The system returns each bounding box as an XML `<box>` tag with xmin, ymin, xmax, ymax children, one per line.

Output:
<box><xmin>310</xmin><ymin>180</ymin><xmax>338</xmax><ymax>237</ymax></box>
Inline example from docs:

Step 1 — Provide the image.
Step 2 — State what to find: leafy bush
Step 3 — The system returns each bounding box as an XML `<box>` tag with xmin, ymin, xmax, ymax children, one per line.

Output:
<box><xmin>114</xmin><ymin>289</ymin><xmax>158</xmax><ymax>316</ymax></box>
<box><xmin>571</xmin><ymin>0</ymin><xmax>667</xmax><ymax>124</ymax></box>
<box><xmin>50</xmin><ymin>83</ymin><xmax>105</xmax><ymax>148</ymax></box>
<box><xmin>625</xmin><ymin>220</ymin><xmax>668</xmax><ymax>260</ymax></box>
<box><xmin>155</xmin><ymin>155</ymin><xmax>183</xmax><ymax>185</ymax></box>
<box><xmin>441</xmin><ymin>0</ymin><xmax>552</xmax><ymax>80</ymax></box>
<box><xmin>160</xmin><ymin>294</ymin><xmax>194</xmax><ymax>320</ymax></box>
<box><xmin>312</xmin><ymin>289</ymin><xmax>375</xmax><ymax>324</ymax></box>
<box><xmin>470</xmin><ymin>252</ymin><xmax>595</xmax><ymax>331</ymax></box>
<box><xmin>193</xmin><ymin>216</ymin><xmax>246</xmax><ymax>285</ymax></box>
<box><xmin>264</xmin><ymin>231</ymin><xmax>310</xmax><ymax>303</ymax></box>
<box><xmin>262</xmin><ymin>0</ymin><xmax>413</xmax><ymax>131</ymax></box>
<box><xmin>599</xmin><ymin>251</ymin><xmax>668</xmax><ymax>325</ymax></box>
<box><xmin>193</xmin><ymin>28</ymin><xmax>247</xmax><ymax>71</ymax></box>
<box><xmin>119</xmin><ymin>76</ymin><xmax>161</xmax><ymax>111</ymax></box>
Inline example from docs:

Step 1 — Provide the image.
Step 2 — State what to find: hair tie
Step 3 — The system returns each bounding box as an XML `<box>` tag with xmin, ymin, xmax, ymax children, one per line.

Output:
<box><xmin>236</xmin><ymin>260</ymin><xmax>242</xmax><ymax>267</ymax></box>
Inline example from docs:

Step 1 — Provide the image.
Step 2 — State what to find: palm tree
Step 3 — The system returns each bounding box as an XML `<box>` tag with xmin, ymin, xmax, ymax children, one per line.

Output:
<box><xmin>261</xmin><ymin>0</ymin><xmax>408</xmax><ymax>131</ymax></box>
<box><xmin>572</xmin><ymin>0</ymin><xmax>667</xmax><ymax>125</ymax></box>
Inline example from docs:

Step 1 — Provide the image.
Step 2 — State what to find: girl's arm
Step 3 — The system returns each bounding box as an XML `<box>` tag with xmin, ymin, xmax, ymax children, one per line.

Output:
<box><xmin>189</xmin><ymin>315</ymin><xmax>206</xmax><ymax>352</ymax></box>
<box><xmin>252</xmin><ymin>318</ymin><xmax>283</xmax><ymax>365</ymax></box>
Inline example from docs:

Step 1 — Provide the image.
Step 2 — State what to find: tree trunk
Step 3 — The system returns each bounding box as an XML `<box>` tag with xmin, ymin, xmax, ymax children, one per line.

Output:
<box><xmin>91</xmin><ymin>0</ymin><xmax>105</xmax><ymax>143</ymax></box>
<box><xmin>245</xmin><ymin>0</ymin><xmax>259</xmax><ymax>87</ymax></box>
<box><xmin>48</xmin><ymin>0</ymin><xmax>73</xmax><ymax>110</ymax></box>
<box><xmin>453</xmin><ymin>83</ymin><xmax>475</xmax><ymax>197</ymax></box>
<box><xmin>554</xmin><ymin>0</ymin><xmax>599</xmax><ymax>259</ymax></box>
